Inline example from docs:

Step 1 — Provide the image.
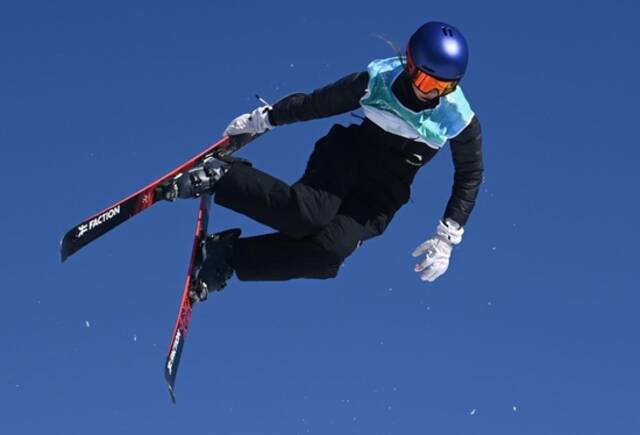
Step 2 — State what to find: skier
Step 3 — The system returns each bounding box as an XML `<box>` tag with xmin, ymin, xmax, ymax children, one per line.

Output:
<box><xmin>166</xmin><ymin>21</ymin><xmax>484</xmax><ymax>300</ymax></box>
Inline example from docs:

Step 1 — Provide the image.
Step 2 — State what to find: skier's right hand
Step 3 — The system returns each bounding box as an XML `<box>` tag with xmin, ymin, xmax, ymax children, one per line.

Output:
<box><xmin>223</xmin><ymin>105</ymin><xmax>274</xmax><ymax>136</ymax></box>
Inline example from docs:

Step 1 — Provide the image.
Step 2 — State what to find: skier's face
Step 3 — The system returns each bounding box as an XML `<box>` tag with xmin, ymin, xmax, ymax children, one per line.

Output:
<box><xmin>411</xmin><ymin>83</ymin><xmax>440</xmax><ymax>101</ymax></box>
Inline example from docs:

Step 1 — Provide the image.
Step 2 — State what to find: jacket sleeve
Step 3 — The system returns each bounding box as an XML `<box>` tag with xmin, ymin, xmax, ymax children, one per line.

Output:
<box><xmin>268</xmin><ymin>72</ymin><xmax>369</xmax><ymax>126</ymax></box>
<box><xmin>443</xmin><ymin>116</ymin><xmax>484</xmax><ymax>227</ymax></box>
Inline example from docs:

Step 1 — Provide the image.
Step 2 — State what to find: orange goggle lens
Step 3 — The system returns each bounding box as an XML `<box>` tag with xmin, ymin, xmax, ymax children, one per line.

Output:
<box><xmin>404</xmin><ymin>51</ymin><xmax>458</xmax><ymax>96</ymax></box>
<box><xmin>410</xmin><ymin>69</ymin><xmax>458</xmax><ymax>96</ymax></box>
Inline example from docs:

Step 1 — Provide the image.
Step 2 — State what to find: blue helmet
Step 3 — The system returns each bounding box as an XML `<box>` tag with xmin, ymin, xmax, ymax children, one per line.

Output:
<box><xmin>407</xmin><ymin>21</ymin><xmax>469</xmax><ymax>81</ymax></box>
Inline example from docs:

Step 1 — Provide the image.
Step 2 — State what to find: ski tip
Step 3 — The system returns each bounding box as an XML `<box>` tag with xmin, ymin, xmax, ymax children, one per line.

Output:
<box><xmin>60</xmin><ymin>237</ymin><xmax>70</xmax><ymax>263</ymax></box>
<box><xmin>167</xmin><ymin>385</ymin><xmax>177</xmax><ymax>404</ymax></box>
<box><xmin>60</xmin><ymin>243</ymin><xmax>70</xmax><ymax>262</ymax></box>
<box><xmin>60</xmin><ymin>221</ymin><xmax>85</xmax><ymax>263</ymax></box>
<box><xmin>60</xmin><ymin>232</ymin><xmax>77</xmax><ymax>263</ymax></box>
<box><xmin>165</xmin><ymin>363</ymin><xmax>179</xmax><ymax>404</ymax></box>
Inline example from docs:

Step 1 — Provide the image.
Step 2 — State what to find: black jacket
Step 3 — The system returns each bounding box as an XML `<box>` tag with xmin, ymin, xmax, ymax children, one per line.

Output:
<box><xmin>267</xmin><ymin>71</ymin><xmax>484</xmax><ymax>227</ymax></box>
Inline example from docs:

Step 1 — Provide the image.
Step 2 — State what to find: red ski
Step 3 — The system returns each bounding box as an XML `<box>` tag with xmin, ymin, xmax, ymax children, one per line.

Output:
<box><xmin>60</xmin><ymin>133</ymin><xmax>256</xmax><ymax>262</ymax></box>
<box><xmin>61</xmin><ymin>131</ymin><xmax>262</xmax><ymax>403</ymax></box>
<box><xmin>164</xmin><ymin>193</ymin><xmax>212</xmax><ymax>403</ymax></box>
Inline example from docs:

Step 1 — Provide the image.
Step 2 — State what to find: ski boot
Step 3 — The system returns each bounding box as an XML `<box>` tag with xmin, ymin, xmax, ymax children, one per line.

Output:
<box><xmin>161</xmin><ymin>156</ymin><xmax>230</xmax><ymax>202</ymax></box>
<box><xmin>189</xmin><ymin>228</ymin><xmax>242</xmax><ymax>303</ymax></box>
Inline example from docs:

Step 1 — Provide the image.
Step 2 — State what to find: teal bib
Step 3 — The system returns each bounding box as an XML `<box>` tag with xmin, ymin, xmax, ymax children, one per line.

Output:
<box><xmin>360</xmin><ymin>57</ymin><xmax>474</xmax><ymax>149</ymax></box>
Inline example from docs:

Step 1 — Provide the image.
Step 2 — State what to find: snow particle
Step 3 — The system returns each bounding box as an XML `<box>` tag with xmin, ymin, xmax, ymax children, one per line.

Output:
<box><xmin>290</xmin><ymin>63</ymin><xmax>295</xmax><ymax>68</ymax></box>
<box><xmin>513</xmin><ymin>405</ymin><xmax>518</xmax><ymax>412</ymax></box>
<box><xmin>469</xmin><ymin>408</ymin><xmax>477</xmax><ymax>416</ymax></box>
<box><xmin>85</xmin><ymin>321</ymin><xmax>91</xmax><ymax>328</ymax></box>
<box><xmin>133</xmin><ymin>335</ymin><xmax>138</xmax><ymax>342</ymax></box>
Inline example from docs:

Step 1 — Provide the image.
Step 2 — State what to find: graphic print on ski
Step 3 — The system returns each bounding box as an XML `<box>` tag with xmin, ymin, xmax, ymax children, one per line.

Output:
<box><xmin>164</xmin><ymin>193</ymin><xmax>212</xmax><ymax>403</ymax></box>
<box><xmin>59</xmin><ymin>133</ymin><xmax>257</xmax><ymax>262</ymax></box>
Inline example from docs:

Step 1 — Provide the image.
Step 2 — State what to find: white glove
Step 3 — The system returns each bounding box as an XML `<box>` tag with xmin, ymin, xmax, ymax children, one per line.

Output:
<box><xmin>223</xmin><ymin>105</ymin><xmax>273</xmax><ymax>136</ymax></box>
<box><xmin>412</xmin><ymin>219</ymin><xmax>464</xmax><ymax>282</ymax></box>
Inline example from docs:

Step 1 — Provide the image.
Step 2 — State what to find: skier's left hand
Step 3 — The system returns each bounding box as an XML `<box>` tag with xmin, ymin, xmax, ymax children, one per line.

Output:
<box><xmin>412</xmin><ymin>219</ymin><xmax>464</xmax><ymax>282</ymax></box>
<box><xmin>223</xmin><ymin>105</ymin><xmax>274</xmax><ymax>136</ymax></box>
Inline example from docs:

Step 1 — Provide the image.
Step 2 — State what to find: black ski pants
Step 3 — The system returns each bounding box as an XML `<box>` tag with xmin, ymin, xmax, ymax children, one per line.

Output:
<box><xmin>213</xmin><ymin>125</ymin><xmax>393</xmax><ymax>281</ymax></box>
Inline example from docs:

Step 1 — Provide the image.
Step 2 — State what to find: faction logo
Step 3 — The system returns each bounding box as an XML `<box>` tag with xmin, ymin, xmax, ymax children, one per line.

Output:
<box><xmin>76</xmin><ymin>206</ymin><xmax>121</xmax><ymax>238</ymax></box>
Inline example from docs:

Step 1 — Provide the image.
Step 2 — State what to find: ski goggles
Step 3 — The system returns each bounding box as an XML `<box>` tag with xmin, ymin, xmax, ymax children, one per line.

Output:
<box><xmin>404</xmin><ymin>52</ymin><xmax>458</xmax><ymax>96</ymax></box>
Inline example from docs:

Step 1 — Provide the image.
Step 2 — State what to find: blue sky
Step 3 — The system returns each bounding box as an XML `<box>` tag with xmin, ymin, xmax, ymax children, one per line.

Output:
<box><xmin>1</xmin><ymin>0</ymin><xmax>639</xmax><ymax>433</ymax></box>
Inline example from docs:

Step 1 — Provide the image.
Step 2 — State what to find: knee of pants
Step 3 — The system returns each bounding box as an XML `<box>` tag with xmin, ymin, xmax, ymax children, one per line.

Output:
<box><xmin>285</xmin><ymin>218</ymin><xmax>326</xmax><ymax>240</ymax></box>
<box><xmin>284</xmin><ymin>207</ymin><xmax>337</xmax><ymax>239</ymax></box>
<box><xmin>288</xmin><ymin>184</ymin><xmax>341</xmax><ymax>239</ymax></box>
<box><xmin>315</xmin><ymin>238</ymin><xmax>362</xmax><ymax>277</ymax></box>
<box><xmin>309</xmin><ymin>262</ymin><xmax>340</xmax><ymax>280</ymax></box>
